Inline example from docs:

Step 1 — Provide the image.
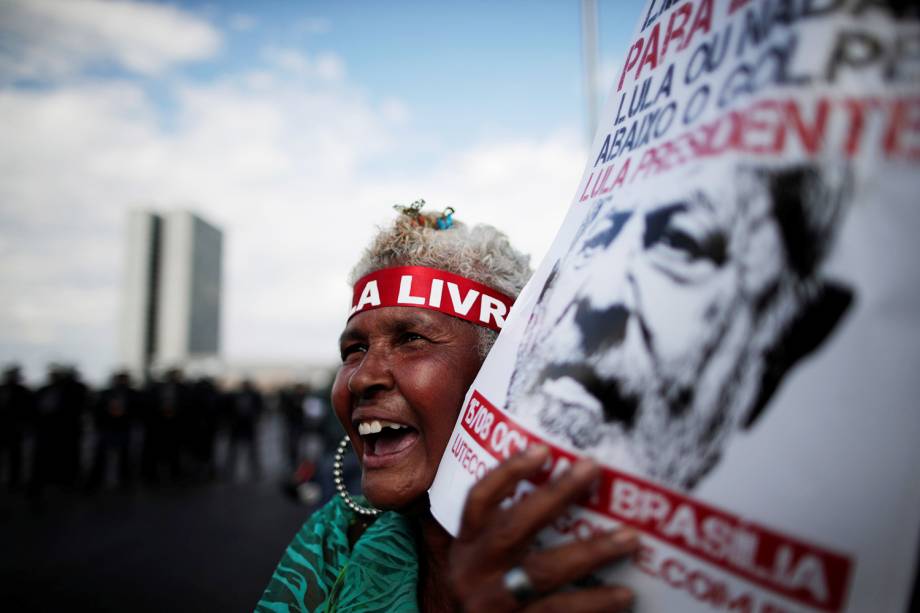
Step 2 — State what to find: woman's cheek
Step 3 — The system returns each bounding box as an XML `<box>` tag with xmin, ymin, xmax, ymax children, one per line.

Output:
<box><xmin>330</xmin><ymin>366</ymin><xmax>352</xmax><ymax>423</ymax></box>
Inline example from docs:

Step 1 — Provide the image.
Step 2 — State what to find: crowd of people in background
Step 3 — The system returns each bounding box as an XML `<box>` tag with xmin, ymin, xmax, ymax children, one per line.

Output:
<box><xmin>0</xmin><ymin>364</ymin><xmax>342</xmax><ymax>502</ymax></box>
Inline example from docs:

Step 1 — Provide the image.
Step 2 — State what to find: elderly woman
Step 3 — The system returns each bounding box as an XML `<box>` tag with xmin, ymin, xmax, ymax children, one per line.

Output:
<box><xmin>257</xmin><ymin>205</ymin><xmax>638</xmax><ymax>612</ymax></box>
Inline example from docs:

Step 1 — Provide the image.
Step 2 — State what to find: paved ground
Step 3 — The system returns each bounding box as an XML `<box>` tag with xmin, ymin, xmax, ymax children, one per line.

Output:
<box><xmin>4</xmin><ymin>414</ymin><xmax>917</xmax><ymax>613</ymax></box>
<box><xmin>0</xmin><ymin>414</ymin><xmax>326</xmax><ymax>613</ymax></box>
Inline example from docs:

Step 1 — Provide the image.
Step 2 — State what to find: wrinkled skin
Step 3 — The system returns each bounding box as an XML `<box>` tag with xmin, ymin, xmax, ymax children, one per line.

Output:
<box><xmin>333</xmin><ymin>306</ymin><xmax>639</xmax><ymax>611</ymax></box>
<box><xmin>508</xmin><ymin>164</ymin><xmax>850</xmax><ymax>490</ymax></box>
<box><xmin>333</xmin><ymin>307</ymin><xmax>482</xmax><ymax>511</ymax></box>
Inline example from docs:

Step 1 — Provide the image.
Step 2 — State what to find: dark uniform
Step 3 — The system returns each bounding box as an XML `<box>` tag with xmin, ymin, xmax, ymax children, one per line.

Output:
<box><xmin>32</xmin><ymin>366</ymin><xmax>88</xmax><ymax>494</ymax></box>
<box><xmin>226</xmin><ymin>380</ymin><xmax>263</xmax><ymax>479</ymax></box>
<box><xmin>87</xmin><ymin>372</ymin><xmax>138</xmax><ymax>489</ymax></box>
<box><xmin>0</xmin><ymin>366</ymin><xmax>34</xmax><ymax>489</ymax></box>
<box><xmin>142</xmin><ymin>369</ymin><xmax>189</xmax><ymax>484</ymax></box>
<box><xmin>189</xmin><ymin>377</ymin><xmax>221</xmax><ymax>481</ymax></box>
<box><xmin>280</xmin><ymin>383</ymin><xmax>308</xmax><ymax>470</ymax></box>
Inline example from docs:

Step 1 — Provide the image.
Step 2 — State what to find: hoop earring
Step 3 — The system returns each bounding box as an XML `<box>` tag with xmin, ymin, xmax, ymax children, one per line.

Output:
<box><xmin>333</xmin><ymin>435</ymin><xmax>381</xmax><ymax>517</ymax></box>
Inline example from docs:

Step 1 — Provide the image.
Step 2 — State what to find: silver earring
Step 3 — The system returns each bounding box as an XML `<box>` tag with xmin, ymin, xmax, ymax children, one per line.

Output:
<box><xmin>333</xmin><ymin>435</ymin><xmax>381</xmax><ymax>517</ymax></box>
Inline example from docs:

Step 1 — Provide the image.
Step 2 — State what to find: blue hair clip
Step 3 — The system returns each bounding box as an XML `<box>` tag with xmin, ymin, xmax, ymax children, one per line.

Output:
<box><xmin>436</xmin><ymin>207</ymin><xmax>454</xmax><ymax>230</ymax></box>
<box><xmin>393</xmin><ymin>200</ymin><xmax>454</xmax><ymax>230</ymax></box>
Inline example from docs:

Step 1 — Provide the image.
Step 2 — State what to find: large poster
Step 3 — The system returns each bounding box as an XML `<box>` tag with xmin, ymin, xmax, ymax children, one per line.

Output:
<box><xmin>430</xmin><ymin>1</ymin><xmax>920</xmax><ymax>611</ymax></box>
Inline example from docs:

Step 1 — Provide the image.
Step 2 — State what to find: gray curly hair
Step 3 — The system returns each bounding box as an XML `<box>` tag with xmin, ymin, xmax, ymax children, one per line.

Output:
<box><xmin>349</xmin><ymin>207</ymin><xmax>532</xmax><ymax>357</ymax></box>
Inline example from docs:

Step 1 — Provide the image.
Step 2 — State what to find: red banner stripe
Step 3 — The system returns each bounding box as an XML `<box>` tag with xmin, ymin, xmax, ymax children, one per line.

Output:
<box><xmin>460</xmin><ymin>389</ymin><xmax>853</xmax><ymax>612</ymax></box>
<box><xmin>349</xmin><ymin>266</ymin><xmax>515</xmax><ymax>332</ymax></box>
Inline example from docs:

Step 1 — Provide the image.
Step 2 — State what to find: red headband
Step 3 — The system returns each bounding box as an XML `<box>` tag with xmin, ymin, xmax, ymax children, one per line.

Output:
<box><xmin>349</xmin><ymin>266</ymin><xmax>515</xmax><ymax>332</ymax></box>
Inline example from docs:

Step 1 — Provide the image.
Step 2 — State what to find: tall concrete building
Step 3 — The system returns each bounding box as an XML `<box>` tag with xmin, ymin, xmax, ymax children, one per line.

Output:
<box><xmin>119</xmin><ymin>210</ymin><xmax>223</xmax><ymax>380</ymax></box>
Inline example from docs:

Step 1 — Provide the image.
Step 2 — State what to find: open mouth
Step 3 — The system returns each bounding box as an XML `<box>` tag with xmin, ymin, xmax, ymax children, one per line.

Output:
<box><xmin>539</xmin><ymin>363</ymin><xmax>639</xmax><ymax>430</ymax></box>
<box><xmin>355</xmin><ymin>419</ymin><xmax>419</xmax><ymax>457</ymax></box>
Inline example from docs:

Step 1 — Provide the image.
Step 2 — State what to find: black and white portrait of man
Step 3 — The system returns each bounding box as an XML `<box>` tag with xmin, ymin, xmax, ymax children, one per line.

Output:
<box><xmin>506</xmin><ymin>162</ymin><xmax>855</xmax><ymax>490</ymax></box>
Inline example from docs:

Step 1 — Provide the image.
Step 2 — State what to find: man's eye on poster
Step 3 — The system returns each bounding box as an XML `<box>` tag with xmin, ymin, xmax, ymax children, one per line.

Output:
<box><xmin>508</xmin><ymin>162</ymin><xmax>853</xmax><ymax>492</ymax></box>
<box><xmin>431</xmin><ymin>1</ymin><xmax>920</xmax><ymax>612</ymax></box>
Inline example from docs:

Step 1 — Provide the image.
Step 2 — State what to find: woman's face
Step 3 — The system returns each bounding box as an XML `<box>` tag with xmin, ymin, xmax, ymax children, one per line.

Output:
<box><xmin>332</xmin><ymin>306</ymin><xmax>484</xmax><ymax>510</ymax></box>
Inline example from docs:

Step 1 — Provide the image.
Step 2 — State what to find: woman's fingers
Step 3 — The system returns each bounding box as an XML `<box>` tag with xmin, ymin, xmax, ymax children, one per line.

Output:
<box><xmin>519</xmin><ymin>527</ymin><xmax>639</xmax><ymax>595</ymax></box>
<box><xmin>481</xmin><ymin>458</ymin><xmax>601</xmax><ymax>555</ymax></box>
<box><xmin>458</xmin><ymin>444</ymin><xmax>550</xmax><ymax>539</ymax></box>
<box><xmin>455</xmin><ymin>528</ymin><xmax>639</xmax><ymax>612</ymax></box>
<box><xmin>451</xmin><ymin>447</ymin><xmax>640</xmax><ymax>613</ymax></box>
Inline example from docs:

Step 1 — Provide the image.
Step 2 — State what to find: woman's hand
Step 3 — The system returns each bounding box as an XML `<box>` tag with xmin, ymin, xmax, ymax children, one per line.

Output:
<box><xmin>448</xmin><ymin>445</ymin><xmax>639</xmax><ymax>612</ymax></box>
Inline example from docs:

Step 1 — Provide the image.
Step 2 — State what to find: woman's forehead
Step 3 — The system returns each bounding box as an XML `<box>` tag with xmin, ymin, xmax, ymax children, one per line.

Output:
<box><xmin>339</xmin><ymin>306</ymin><xmax>463</xmax><ymax>340</ymax></box>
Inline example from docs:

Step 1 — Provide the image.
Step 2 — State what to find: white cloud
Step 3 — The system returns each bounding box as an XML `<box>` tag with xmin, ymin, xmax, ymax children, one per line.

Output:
<box><xmin>314</xmin><ymin>52</ymin><xmax>345</xmax><ymax>80</ymax></box>
<box><xmin>0</xmin><ymin>78</ymin><xmax>584</xmax><ymax>382</ymax></box>
<box><xmin>262</xmin><ymin>47</ymin><xmax>345</xmax><ymax>81</ymax></box>
<box><xmin>0</xmin><ymin>0</ymin><xmax>221</xmax><ymax>80</ymax></box>
<box><xmin>351</xmin><ymin>134</ymin><xmax>584</xmax><ymax>272</ymax></box>
<box><xmin>380</xmin><ymin>98</ymin><xmax>410</xmax><ymax>124</ymax></box>
<box><xmin>0</xmin><ymin>8</ymin><xmax>586</xmax><ymax>384</ymax></box>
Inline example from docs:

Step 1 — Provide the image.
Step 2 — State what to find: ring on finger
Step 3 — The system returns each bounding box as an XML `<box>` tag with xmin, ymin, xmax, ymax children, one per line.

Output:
<box><xmin>503</xmin><ymin>565</ymin><xmax>537</xmax><ymax>604</ymax></box>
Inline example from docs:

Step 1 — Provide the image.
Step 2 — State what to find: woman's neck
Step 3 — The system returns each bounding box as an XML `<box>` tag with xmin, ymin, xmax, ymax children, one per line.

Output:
<box><xmin>416</xmin><ymin>511</ymin><xmax>458</xmax><ymax>613</ymax></box>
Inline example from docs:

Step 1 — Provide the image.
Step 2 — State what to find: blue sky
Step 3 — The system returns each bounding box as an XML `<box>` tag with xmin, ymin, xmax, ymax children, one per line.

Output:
<box><xmin>179</xmin><ymin>1</ymin><xmax>639</xmax><ymax>148</ymax></box>
<box><xmin>0</xmin><ymin>0</ymin><xmax>645</xmax><ymax>383</ymax></box>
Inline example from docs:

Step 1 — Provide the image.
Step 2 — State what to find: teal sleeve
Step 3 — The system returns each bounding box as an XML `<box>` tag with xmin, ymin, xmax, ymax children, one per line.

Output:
<box><xmin>255</xmin><ymin>497</ymin><xmax>421</xmax><ymax>613</ymax></box>
<box><xmin>255</xmin><ymin>498</ymin><xmax>351</xmax><ymax>613</ymax></box>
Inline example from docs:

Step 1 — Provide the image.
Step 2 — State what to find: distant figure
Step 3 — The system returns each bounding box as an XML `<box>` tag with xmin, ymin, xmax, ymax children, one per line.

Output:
<box><xmin>189</xmin><ymin>377</ymin><xmax>222</xmax><ymax>481</ymax></box>
<box><xmin>60</xmin><ymin>367</ymin><xmax>89</xmax><ymax>485</ymax></box>
<box><xmin>279</xmin><ymin>383</ymin><xmax>308</xmax><ymax>470</ymax></box>
<box><xmin>31</xmin><ymin>365</ymin><xmax>88</xmax><ymax>494</ymax></box>
<box><xmin>87</xmin><ymin>371</ymin><xmax>138</xmax><ymax>490</ymax></box>
<box><xmin>0</xmin><ymin>365</ymin><xmax>34</xmax><ymax>490</ymax></box>
<box><xmin>226</xmin><ymin>379</ymin><xmax>263</xmax><ymax>480</ymax></box>
<box><xmin>302</xmin><ymin>394</ymin><xmax>329</xmax><ymax>468</ymax></box>
<box><xmin>142</xmin><ymin>368</ymin><xmax>189</xmax><ymax>484</ymax></box>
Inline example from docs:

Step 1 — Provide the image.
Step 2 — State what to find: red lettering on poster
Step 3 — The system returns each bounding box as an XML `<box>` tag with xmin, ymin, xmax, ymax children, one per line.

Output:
<box><xmin>618</xmin><ymin>0</ymin><xmax>713</xmax><ymax>92</ymax></box>
<box><xmin>459</xmin><ymin>390</ymin><xmax>853</xmax><ymax>611</ymax></box>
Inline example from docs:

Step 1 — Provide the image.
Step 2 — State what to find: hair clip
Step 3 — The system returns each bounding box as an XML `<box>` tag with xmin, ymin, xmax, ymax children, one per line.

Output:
<box><xmin>394</xmin><ymin>199</ymin><xmax>426</xmax><ymax>216</ymax></box>
<box><xmin>436</xmin><ymin>207</ymin><xmax>454</xmax><ymax>230</ymax></box>
<box><xmin>393</xmin><ymin>200</ymin><xmax>455</xmax><ymax>230</ymax></box>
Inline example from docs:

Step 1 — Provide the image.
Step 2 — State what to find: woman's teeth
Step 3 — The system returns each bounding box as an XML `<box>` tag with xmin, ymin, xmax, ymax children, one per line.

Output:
<box><xmin>357</xmin><ymin>420</ymin><xmax>408</xmax><ymax>436</ymax></box>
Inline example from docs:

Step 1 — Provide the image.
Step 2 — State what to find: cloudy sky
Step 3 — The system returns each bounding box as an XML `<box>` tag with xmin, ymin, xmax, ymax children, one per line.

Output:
<box><xmin>0</xmin><ymin>0</ymin><xmax>642</xmax><ymax>383</ymax></box>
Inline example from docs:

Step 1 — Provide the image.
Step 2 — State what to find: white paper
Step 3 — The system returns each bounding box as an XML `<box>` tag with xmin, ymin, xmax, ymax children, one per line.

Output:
<box><xmin>430</xmin><ymin>1</ymin><xmax>920</xmax><ymax>611</ymax></box>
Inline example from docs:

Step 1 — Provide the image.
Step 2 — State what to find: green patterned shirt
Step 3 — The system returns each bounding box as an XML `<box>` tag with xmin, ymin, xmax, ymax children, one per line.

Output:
<box><xmin>256</xmin><ymin>496</ymin><xmax>420</xmax><ymax>613</ymax></box>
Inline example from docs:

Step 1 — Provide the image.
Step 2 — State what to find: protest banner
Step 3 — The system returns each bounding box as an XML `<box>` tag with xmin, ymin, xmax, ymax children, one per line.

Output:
<box><xmin>430</xmin><ymin>1</ymin><xmax>920</xmax><ymax>611</ymax></box>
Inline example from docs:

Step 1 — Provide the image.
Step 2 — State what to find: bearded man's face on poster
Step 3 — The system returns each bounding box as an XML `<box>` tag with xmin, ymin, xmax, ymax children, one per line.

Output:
<box><xmin>507</xmin><ymin>162</ymin><xmax>853</xmax><ymax>490</ymax></box>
